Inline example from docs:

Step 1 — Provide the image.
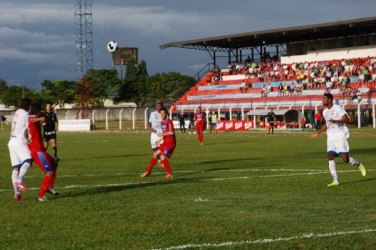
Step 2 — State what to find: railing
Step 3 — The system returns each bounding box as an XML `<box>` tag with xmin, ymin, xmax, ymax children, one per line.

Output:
<box><xmin>193</xmin><ymin>63</ymin><xmax>214</xmax><ymax>81</ymax></box>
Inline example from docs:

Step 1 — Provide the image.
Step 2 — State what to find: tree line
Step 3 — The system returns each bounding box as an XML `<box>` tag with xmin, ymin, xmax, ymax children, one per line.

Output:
<box><xmin>0</xmin><ymin>59</ymin><xmax>196</xmax><ymax>109</ymax></box>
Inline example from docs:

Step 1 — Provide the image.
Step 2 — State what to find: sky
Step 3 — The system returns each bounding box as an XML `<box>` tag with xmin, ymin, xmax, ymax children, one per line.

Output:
<box><xmin>1</xmin><ymin>0</ymin><xmax>376</xmax><ymax>90</ymax></box>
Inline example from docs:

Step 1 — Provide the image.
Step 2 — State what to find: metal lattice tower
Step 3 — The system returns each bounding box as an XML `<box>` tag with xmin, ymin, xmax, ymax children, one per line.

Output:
<box><xmin>75</xmin><ymin>0</ymin><xmax>93</xmax><ymax>76</ymax></box>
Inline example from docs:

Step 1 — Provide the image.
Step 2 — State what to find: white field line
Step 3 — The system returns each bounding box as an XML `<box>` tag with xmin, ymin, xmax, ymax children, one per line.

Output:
<box><xmin>0</xmin><ymin>168</ymin><xmax>358</xmax><ymax>180</ymax></box>
<box><xmin>0</xmin><ymin>169</ymin><xmax>363</xmax><ymax>193</ymax></box>
<box><xmin>151</xmin><ymin>228</ymin><xmax>376</xmax><ymax>250</ymax></box>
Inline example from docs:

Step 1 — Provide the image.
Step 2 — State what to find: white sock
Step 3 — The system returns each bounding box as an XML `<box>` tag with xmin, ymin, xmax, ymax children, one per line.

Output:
<box><xmin>328</xmin><ymin>160</ymin><xmax>338</xmax><ymax>181</ymax></box>
<box><xmin>349</xmin><ymin>157</ymin><xmax>361</xmax><ymax>167</ymax></box>
<box><xmin>12</xmin><ymin>169</ymin><xmax>20</xmax><ymax>195</ymax></box>
<box><xmin>17</xmin><ymin>162</ymin><xmax>30</xmax><ymax>183</ymax></box>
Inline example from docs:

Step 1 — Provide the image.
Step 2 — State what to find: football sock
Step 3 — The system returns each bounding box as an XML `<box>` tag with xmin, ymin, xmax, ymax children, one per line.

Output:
<box><xmin>53</xmin><ymin>147</ymin><xmax>58</xmax><ymax>158</ymax></box>
<box><xmin>38</xmin><ymin>175</ymin><xmax>53</xmax><ymax>198</ymax></box>
<box><xmin>146</xmin><ymin>157</ymin><xmax>157</xmax><ymax>173</ymax></box>
<box><xmin>349</xmin><ymin>157</ymin><xmax>361</xmax><ymax>167</ymax></box>
<box><xmin>50</xmin><ymin>175</ymin><xmax>56</xmax><ymax>188</ymax></box>
<box><xmin>162</xmin><ymin>159</ymin><xmax>172</xmax><ymax>175</ymax></box>
<box><xmin>328</xmin><ymin>160</ymin><xmax>338</xmax><ymax>181</ymax></box>
<box><xmin>12</xmin><ymin>170</ymin><xmax>20</xmax><ymax>195</ymax></box>
<box><xmin>17</xmin><ymin>162</ymin><xmax>30</xmax><ymax>183</ymax></box>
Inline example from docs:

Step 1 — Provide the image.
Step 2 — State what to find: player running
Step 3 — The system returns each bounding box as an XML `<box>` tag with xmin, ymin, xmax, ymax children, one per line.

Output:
<box><xmin>8</xmin><ymin>98</ymin><xmax>32</xmax><ymax>201</ymax></box>
<box><xmin>29</xmin><ymin>104</ymin><xmax>59</xmax><ymax>201</ymax></box>
<box><xmin>194</xmin><ymin>107</ymin><xmax>206</xmax><ymax>145</ymax></box>
<box><xmin>141</xmin><ymin>107</ymin><xmax>176</xmax><ymax>179</ymax></box>
<box><xmin>311</xmin><ymin>93</ymin><xmax>366</xmax><ymax>186</ymax></box>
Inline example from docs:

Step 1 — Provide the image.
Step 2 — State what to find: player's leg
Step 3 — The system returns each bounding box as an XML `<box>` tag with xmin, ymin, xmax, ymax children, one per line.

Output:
<box><xmin>327</xmin><ymin>140</ymin><xmax>339</xmax><ymax>186</ymax></box>
<box><xmin>50</xmin><ymin>135</ymin><xmax>58</xmax><ymax>160</ymax></box>
<box><xmin>160</xmin><ymin>145</ymin><xmax>175</xmax><ymax>178</ymax></box>
<box><xmin>339</xmin><ymin>139</ymin><xmax>366</xmax><ymax>176</ymax></box>
<box><xmin>14</xmin><ymin>145</ymin><xmax>32</xmax><ymax>192</ymax></box>
<box><xmin>141</xmin><ymin>150</ymin><xmax>161</xmax><ymax>177</ymax></box>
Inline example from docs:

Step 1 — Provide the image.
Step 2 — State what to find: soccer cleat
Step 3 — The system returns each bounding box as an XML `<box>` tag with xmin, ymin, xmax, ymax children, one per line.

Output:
<box><xmin>47</xmin><ymin>188</ymin><xmax>59</xmax><ymax>195</ymax></box>
<box><xmin>15</xmin><ymin>182</ymin><xmax>28</xmax><ymax>192</ymax></box>
<box><xmin>140</xmin><ymin>172</ymin><xmax>151</xmax><ymax>178</ymax></box>
<box><xmin>37</xmin><ymin>196</ymin><xmax>48</xmax><ymax>202</ymax></box>
<box><xmin>359</xmin><ymin>164</ymin><xmax>366</xmax><ymax>176</ymax></box>
<box><xmin>165</xmin><ymin>173</ymin><xmax>173</xmax><ymax>179</ymax></box>
<box><xmin>200</xmin><ymin>142</ymin><xmax>204</xmax><ymax>146</ymax></box>
<box><xmin>327</xmin><ymin>180</ymin><xmax>339</xmax><ymax>187</ymax></box>
<box><xmin>54</xmin><ymin>157</ymin><xmax>60</xmax><ymax>162</ymax></box>
<box><xmin>13</xmin><ymin>194</ymin><xmax>22</xmax><ymax>201</ymax></box>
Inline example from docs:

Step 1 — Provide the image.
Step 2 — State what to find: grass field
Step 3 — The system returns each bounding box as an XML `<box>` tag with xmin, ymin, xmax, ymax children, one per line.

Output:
<box><xmin>0</xmin><ymin>127</ymin><xmax>375</xmax><ymax>250</ymax></box>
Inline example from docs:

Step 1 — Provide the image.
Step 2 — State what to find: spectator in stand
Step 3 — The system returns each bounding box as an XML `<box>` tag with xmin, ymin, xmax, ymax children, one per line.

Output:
<box><xmin>239</xmin><ymin>80</ymin><xmax>248</xmax><ymax>93</ymax></box>
<box><xmin>278</xmin><ymin>82</ymin><xmax>283</xmax><ymax>96</ymax></box>
<box><xmin>315</xmin><ymin>111</ymin><xmax>322</xmax><ymax>130</ymax></box>
<box><xmin>295</xmin><ymin>80</ymin><xmax>304</xmax><ymax>95</ymax></box>
<box><xmin>367</xmin><ymin>82</ymin><xmax>374</xmax><ymax>99</ymax></box>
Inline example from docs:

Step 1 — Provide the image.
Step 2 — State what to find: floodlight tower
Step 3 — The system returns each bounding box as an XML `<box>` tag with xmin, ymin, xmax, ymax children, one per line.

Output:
<box><xmin>75</xmin><ymin>0</ymin><xmax>93</xmax><ymax>76</ymax></box>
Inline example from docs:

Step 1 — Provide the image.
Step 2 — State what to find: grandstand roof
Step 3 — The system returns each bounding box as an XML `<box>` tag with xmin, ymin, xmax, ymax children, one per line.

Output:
<box><xmin>160</xmin><ymin>16</ymin><xmax>376</xmax><ymax>52</ymax></box>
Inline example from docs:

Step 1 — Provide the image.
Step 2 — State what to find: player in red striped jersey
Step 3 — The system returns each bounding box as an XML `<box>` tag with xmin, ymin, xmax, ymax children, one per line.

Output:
<box><xmin>141</xmin><ymin>107</ymin><xmax>176</xmax><ymax>179</ymax></box>
<box><xmin>28</xmin><ymin>104</ymin><xmax>58</xmax><ymax>201</ymax></box>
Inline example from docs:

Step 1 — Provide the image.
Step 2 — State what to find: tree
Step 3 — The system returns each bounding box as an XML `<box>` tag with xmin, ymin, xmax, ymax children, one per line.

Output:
<box><xmin>0</xmin><ymin>85</ymin><xmax>42</xmax><ymax>108</ymax></box>
<box><xmin>85</xmin><ymin>69</ymin><xmax>121</xmax><ymax>107</ymax></box>
<box><xmin>41</xmin><ymin>80</ymin><xmax>76</xmax><ymax>108</ymax></box>
<box><xmin>148</xmin><ymin>72</ymin><xmax>196</xmax><ymax>103</ymax></box>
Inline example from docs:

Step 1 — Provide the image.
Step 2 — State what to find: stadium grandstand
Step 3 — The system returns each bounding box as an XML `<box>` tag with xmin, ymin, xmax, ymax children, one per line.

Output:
<box><xmin>161</xmin><ymin>16</ymin><xmax>376</xmax><ymax>129</ymax></box>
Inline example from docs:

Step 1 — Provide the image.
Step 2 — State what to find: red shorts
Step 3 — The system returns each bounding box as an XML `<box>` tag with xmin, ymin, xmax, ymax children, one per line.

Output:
<box><xmin>159</xmin><ymin>142</ymin><xmax>176</xmax><ymax>158</ymax></box>
<box><xmin>31</xmin><ymin>151</ymin><xmax>57</xmax><ymax>173</ymax></box>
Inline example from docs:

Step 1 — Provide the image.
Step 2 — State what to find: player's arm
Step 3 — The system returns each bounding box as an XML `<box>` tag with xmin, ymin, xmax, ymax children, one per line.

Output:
<box><xmin>310</xmin><ymin>123</ymin><xmax>327</xmax><ymax>138</ymax></box>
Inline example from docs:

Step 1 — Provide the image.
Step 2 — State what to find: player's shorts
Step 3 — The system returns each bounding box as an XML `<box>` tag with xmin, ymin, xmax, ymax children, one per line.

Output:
<box><xmin>211</xmin><ymin>122</ymin><xmax>217</xmax><ymax>127</ymax></box>
<box><xmin>43</xmin><ymin>130</ymin><xmax>57</xmax><ymax>141</ymax></box>
<box><xmin>159</xmin><ymin>142</ymin><xmax>176</xmax><ymax>158</ymax></box>
<box><xmin>269</xmin><ymin>121</ymin><xmax>275</xmax><ymax>126</ymax></box>
<box><xmin>8</xmin><ymin>144</ymin><xmax>32</xmax><ymax>168</ymax></box>
<box><xmin>31</xmin><ymin>151</ymin><xmax>56</xmax><ymax>173</ymax></box>
<box><xmin>327</xmin><ymin>138</ymin><xmax>349</xmax><ymax>155</ymax></box>
<box><xmin>151</xmin><ymin>132</ymin><xmax>163</xmax><ymax>150</ymax></box>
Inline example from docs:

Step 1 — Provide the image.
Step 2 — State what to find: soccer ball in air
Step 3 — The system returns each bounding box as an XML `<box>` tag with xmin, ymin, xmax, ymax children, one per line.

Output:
<box><xmin>107</xmin><ymin>41</ymin><xmax>118</xmax><ymax>53</ymax></box>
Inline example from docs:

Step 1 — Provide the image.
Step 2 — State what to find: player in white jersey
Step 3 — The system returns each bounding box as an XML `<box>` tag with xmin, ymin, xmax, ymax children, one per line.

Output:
<box><xmin>7</xmin><ymin>98</ymin><xmax>32</xmax><ymax>201</ymax></box>
<box><xmin>148</xmin><ymin>101</ymin><xmax>163</xmax><ymax>150</ymax></box>
<box><xmin>311</xmin><ymin>93</ymin><xmax>366</xmax><ymax>187</ymax></box>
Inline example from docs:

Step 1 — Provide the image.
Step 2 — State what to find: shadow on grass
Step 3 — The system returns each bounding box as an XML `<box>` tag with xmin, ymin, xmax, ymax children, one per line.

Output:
<box><xmin>340</xmin><ymin>177</ymin><xmax>376</xmax><ymax>185</ymax></box>
<box><xmin>52</xmin><ymin>177</ymin><xmax>205</xmax><ymax>199</ymax></box>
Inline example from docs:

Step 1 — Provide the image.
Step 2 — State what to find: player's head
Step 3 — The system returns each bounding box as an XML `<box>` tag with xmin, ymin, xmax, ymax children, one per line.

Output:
<box><xmin>160</xmin><ymin>107</ymin><xmax>168</xmax><ymax>120</ymax></box>
<box><xmin>197</xmin><ymin>106</ymin><xmax>201</xmax><ymax>112</ymax></box>
<box><xmin>156</xmin><ymin>101</ymin><xmax>163</xmax><ymax>111</ymax></box>
<box><xmin>20</xmin><ymin>98</ymin><xmax>31</xmax><ymax>111</ymax></box>
<box><xmin>30</xmin><ymin>103</ymin><xmax>41</xmax><ymax>116</ymax></box>
<box><xmin>323</xmin><ymin>93</ymin><xmax>333</xmax><ymax>106</ymax></box>
<box><xmin>45</xmin><ymin>101</ymin><xmax>53</xmax><ymax>112</ymax></box>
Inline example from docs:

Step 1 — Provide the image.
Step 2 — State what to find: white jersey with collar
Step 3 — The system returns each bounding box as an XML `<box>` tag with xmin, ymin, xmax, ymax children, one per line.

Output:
<box><xmin>8</xmin><ymin>109</ymin><xmax>29</xmax><ymax>145</ymax></box>
<box><xmin>323</xmin><ymin>104</ymin><xmax>349</xmax><ymax>140</ymax></box>
<box><xmin>149</xmin><ymin>110</ymin><xmax>162</xmax><ymax>133</ymax></box>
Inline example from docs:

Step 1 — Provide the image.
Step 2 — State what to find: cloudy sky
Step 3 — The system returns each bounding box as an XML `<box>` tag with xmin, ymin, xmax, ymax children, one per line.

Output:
<box><xmin>1</xmin><ymin>0</ymin><xmax>376</xmax><ymax>90</ymax></box>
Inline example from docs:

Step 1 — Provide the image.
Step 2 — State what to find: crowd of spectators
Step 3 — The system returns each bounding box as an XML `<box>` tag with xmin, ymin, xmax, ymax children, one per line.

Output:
<box><xmin>208</xmin><ymin>57</ymin><xmax>376</xmax><ymax>98</ymax></box>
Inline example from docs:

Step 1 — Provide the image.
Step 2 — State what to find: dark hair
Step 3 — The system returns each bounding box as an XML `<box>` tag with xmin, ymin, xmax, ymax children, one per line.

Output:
<box><xmin>30</xmin><ymin>103</ymin><xmax>41</xmax><ymax>116</ymax></box>
<box><xmin>324</xmin><ymin>93</ymin><xmax>333</xmax><ymax>101</ymax></box>
<box><xmin>20</xmin><ymin>98</ymin><xmax>31</xmax><ymax>110</ymax></box>
<box><xmin>160</xmin><ymin>107</ymin><xmax>168</xmax><ymax>114</ymax></box>
<box><xmin>45</xmin><ymin>101</ymin><xmax>53</xmax><ymax>106</ymax></box>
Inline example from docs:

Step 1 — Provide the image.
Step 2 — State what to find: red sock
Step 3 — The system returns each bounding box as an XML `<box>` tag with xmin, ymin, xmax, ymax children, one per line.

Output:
<box><xmin>38</xmin><ymin>175</ymin><xmax>53</xmax><ymax>198</ymax></box>
<box><xmin>162</xmin><ymin>159</ymin><xmax>172</xmax><ymax>175</ymax></box>
<box><xmin>146</xmin><ymin>157</ymin><xmax>157</xmax><ymax>173</ymax></box>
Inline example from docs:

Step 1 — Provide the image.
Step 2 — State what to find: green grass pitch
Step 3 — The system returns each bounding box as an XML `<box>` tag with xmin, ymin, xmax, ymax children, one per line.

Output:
<box><xmin>0</xmin><ymin>128</ymin><xmax>375</xmax><ymax>249</ymax></box>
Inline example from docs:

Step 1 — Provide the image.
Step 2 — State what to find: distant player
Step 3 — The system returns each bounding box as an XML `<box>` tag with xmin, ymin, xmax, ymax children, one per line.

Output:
<box><xmin>148</xmin><ymin>101</ymin><xmax>164</xmax><ymax>151</ymax></box>
<box><xmin>29</xmin><ymin>104</ymin><xmax>59</xmax><ymax>201</ymax></box>
<box><xmin>266</xmin><ymin>108</ymin><xmax>276</xmax><ymax>134</ymax></box>
<box><xmin>42</xmin><ymin>102</ymin><xmax>59</xmax><ymax>160</ymax></box>
<box><xmin>8</xmin><ymin>98</ymin><xmax>32</xmax><ymax>201</ymax></box>
<box><xmin>141</xmin><ymin>107</ymin><xmax>176</xmax><ymax>179</ymax></box>
<box><xmin>194</xmin><ymin>107</ymin><xmax>206</xmax><ymax>145</ymax></box>
<box><xmin>311</xmin><ymin>93</ymin><xmax>366</xmax><ymax>186</ymax></box>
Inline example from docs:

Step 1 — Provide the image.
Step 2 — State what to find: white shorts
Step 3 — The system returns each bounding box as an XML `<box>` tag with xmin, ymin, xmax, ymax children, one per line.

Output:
<box><xmin>8</xmin><ymin>144</ymin><xmax>31</xmax><ymax>168</ymax></box>
<box><xmin>327</xmin><ymin>138</ymin><xmax>349</xmax><ymax>155</ymax></box>
<box><xmin>150</xmin><ymin>132</ymin><xmax>163</xmax><ymax>150</ymax></box>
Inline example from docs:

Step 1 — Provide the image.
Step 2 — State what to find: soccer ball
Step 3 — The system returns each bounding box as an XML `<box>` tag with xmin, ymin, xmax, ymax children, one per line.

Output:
<box><xmin>107</xmin><ymin>41</ymin><xmax>118</xmax><ymax>53</ymax></box>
